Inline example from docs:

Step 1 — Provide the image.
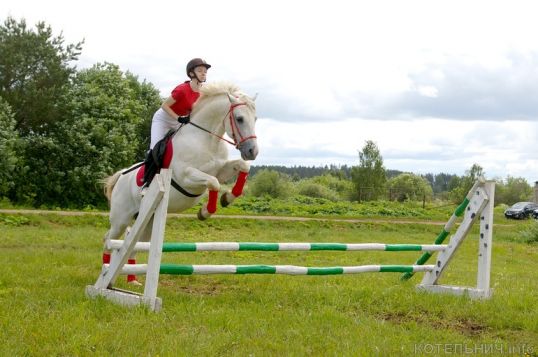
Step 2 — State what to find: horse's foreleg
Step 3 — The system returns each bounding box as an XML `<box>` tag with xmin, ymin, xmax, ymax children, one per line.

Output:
<box><xmin>216</xmin><ymin>159</ymin><xmax>251</xmax><ymax>207</ymax></box>
<box><xmin>183</xmin><ymin>167</ymin><xmax>221</xmax><ymax>220</ymax></box>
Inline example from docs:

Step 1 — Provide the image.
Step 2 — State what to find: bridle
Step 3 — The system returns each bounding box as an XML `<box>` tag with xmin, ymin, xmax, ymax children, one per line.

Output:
<box><xmin>188</xmin><ymin>102</ymin><xmax>257</xmax><ymax>149</ymax></box>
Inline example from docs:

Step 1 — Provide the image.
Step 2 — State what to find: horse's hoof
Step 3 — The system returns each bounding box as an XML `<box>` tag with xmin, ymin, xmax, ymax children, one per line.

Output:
<box><xmin>220</xmin><ymin>192</ymin><xmax>230</xmax><ymax>207</ymax></box>
<box><xmin>197</xmin><ymin>208</ymin><xmax>208</xmax><ymax>221</ymax></box>
<box><xmin>128</xmin><ymin>279</ymin><xmax>142</xmax><ymax>286</ymax></box>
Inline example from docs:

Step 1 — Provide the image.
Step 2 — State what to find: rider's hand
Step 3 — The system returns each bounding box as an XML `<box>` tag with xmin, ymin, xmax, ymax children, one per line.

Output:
<box><xmin>177</xmin><ymin>115</ymin><xmax>190</xmax><ymax>124</ymax></box>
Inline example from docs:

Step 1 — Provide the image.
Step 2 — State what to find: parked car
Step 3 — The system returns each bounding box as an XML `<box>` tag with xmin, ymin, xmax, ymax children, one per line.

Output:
<box><xmin>532</xmin><ymin>209</ymin><xmax>538</xmax><ymax>220</ymax></box>
<box><xmin>504</xmin><ymin>202</ymin><xmax>538</xmax><ymax>219</ymax></box>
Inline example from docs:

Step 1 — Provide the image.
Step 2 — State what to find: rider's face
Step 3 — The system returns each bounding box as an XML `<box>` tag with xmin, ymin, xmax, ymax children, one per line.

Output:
<box><xmin>193</xmin><ymin>66</ymin><xmax>207</xmax><ymax>82</ymax></box>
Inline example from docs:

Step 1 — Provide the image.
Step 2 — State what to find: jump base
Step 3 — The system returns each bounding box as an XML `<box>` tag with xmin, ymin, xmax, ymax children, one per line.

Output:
<box><xmin>85</xmin><ymin>285</ymin><xmax>162</xmax><ymax>312</ymax></box>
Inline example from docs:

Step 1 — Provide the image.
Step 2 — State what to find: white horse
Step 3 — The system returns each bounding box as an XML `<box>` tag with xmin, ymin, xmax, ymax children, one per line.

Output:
<box><xmin>101</xmin><ymin>82</ymin><xmax>259</xmax><ymax>278</ymax></box>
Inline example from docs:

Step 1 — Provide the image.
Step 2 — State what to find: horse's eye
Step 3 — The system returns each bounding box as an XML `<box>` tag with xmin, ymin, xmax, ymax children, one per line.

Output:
<box><xmin>236</xmin><ymin>116</ymin><xmax>244</xmax><ymax>124</ymax></box>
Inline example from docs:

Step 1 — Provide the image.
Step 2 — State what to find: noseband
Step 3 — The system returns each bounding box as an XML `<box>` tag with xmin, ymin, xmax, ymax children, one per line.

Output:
<box><xmin>227</xmin><ymin>103</ymin><xmax>257</xmax><ymax>148</ymax></box>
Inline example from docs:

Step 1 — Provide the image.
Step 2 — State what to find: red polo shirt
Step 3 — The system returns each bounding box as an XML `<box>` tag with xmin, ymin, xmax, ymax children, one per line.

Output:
<box><xmin>170</xmin><ymin>81</ymin><xmax>200</xmax><ymax>116</ymax></box>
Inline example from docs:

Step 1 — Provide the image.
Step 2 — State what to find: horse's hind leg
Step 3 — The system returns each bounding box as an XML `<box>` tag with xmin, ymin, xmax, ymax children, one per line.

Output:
<box><xmin>102</xmin><ymin>205</ymin><xmax>139</xmax><ymax>283</ymax></box>
<box><xmin>102</xmin><ymin>210</ymin><xmax>131</xmax><ymax>261</ymax></box>
<box><xmin>125</xmin><ymin>217</ymin><xmax>153</xmax><ymax>285</ymax></box>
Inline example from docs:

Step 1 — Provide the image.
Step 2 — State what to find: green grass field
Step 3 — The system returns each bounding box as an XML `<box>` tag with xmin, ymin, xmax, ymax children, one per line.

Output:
<box><xmin>1</xmin><ymin>212</ymin><xmax>537</xmax><ymax>356</ymax></box>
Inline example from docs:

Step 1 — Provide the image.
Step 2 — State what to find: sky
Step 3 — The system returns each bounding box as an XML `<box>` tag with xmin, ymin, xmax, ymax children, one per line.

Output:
<box><xmin>3</xmin><ymin>0</ymin><xmax>538</xmax><ymax>183</ymax></box>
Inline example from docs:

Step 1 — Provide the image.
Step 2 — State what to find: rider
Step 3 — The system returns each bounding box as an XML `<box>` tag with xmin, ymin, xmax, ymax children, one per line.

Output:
<box><xmin>149</xmin><ymin>58</ymin><xmax>211</xmax><ymax>149</ymax></box>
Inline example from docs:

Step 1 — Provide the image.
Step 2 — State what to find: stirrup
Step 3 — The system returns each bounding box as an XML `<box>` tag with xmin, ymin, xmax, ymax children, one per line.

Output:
<box><xmin>140</xmin><ymin>184</ymin><xmax>149</xmax><ymax>197</ymax></box>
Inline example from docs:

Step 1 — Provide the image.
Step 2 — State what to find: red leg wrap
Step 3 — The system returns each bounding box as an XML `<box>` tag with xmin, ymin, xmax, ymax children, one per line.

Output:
<box><xmin>232</xmin><ymin>171</ymin><xmax>249</xmax><ymax>197</ymax></box>
<box><xmin>127</xmin><ymin>259</ymin><xmax>137</xmax><ymax>282</ymax></box>
<box><xmin>102</xmin><ymin>252</ymin><xmax>111</xmax><ymax>264</ymax></box>
<box><xmin>207</xmin><ymin>190</ymin><xmax>218</xmax><ymax>213</ymax></box>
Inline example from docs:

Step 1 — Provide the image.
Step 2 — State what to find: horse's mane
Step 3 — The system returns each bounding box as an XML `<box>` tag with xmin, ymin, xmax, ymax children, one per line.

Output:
<box><xmin>192</xmin><ymin>82</ymin><xmax>255</xmax><ymax>114</ymax></box>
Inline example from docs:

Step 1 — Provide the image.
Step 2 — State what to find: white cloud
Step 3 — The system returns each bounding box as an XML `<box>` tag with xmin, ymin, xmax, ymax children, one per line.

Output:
<box><xmin>417</xmin><ymin>86</ymin><xmax>439</xmax><ymax>98</ymax></box>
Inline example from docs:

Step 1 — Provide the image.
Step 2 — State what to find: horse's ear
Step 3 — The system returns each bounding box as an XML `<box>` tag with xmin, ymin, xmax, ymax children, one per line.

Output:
<box><xmin>227</xmin><ymin>93</ymin><xmax>239</xmax><ymax>104</ymax></box>
<box><xmin>252</xmin><ymin>93</ymin><xmax>258</xmax><ymax>101</ymax></box>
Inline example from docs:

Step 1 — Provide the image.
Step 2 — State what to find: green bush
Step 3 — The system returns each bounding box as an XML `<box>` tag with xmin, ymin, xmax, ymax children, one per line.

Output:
<box><xmin>288</xmin><ymin>174</ymin><xmax>354</xmax><ymax>201</ymax></box>
<box><xmin>296</xmin><ymin>181</ymin><xmax>338</xmax><ymax>201</ymax></box>
<box><xmin>310</xmin><ymin>174</ymin><xmax>354</xmax><ymax>200</ymax></box>
<box><xmin>522</xmin><ymin>221</ymin><xmax>538</xmax><ymax>244</ymax></box>
<box><xmin>248</xmin><ymin>169</ymin><xmax>293</xmax><ymax>199</ymax></box>
<box><xmin>228</xmin><ymin>194</ymin><xmax>444</xmax><ymax>219</ymax></box>
<box><xmin>386</xmin><ymin>173</ymin><xmax>433</xmax><ymax>202</ymax></box>
<box><xmin>0</xmin><ymin>214</ymin><xmax>30</xmax><ymax>227</ymax></box>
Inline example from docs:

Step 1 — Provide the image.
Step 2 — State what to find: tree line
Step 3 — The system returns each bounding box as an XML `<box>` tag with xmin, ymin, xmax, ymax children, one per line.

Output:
<box><xmin>249</xmin><ymin>165</ymin><xmax>459</xmax><ymax>194</ymax></box>
<box><xmin>248</xmin><ymin>141</ymin><xmax>534</xmax><ymax>205</ymax></box>
<box><xmin>0</xmin><ymin>18</ymin><xmax>533</xmax><ymax>208</ymax></box>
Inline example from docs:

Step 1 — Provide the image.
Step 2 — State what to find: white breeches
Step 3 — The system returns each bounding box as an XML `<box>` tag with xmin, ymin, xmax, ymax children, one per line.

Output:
<box><xmin>150</xmin><ymin>108</ymin><xmax>180</xmax><ymax>149</ymax></box>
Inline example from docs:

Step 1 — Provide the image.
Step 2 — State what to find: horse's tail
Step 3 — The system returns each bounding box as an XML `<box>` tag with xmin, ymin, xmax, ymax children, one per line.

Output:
<box><xmin>102</xmin><ymin>170</ymin><xmax>123</xmax><ymax>203</ymax></box>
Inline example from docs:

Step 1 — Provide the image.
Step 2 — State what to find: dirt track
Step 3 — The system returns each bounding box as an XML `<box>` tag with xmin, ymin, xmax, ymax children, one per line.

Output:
<box><xmin>1</xmin><ymin>209</ymin><xmax>517</xmax><ymax>228</ymax></box>
<box><xmin>0</xmin><ymin>208</ymin><xmax>464</xmax><ymax>226</ymax></box>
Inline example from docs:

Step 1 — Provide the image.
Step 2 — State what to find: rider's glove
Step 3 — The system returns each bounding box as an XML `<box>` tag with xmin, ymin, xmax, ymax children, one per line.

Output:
<box><xmin>177</xmin><ymin>115</ymin><xmax>190</xmax><ymax>124</ymax></box>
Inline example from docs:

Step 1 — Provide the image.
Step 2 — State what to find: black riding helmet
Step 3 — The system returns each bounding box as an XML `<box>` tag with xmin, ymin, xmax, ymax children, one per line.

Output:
<box><xmin>186</xmin><ymin>58</ymin><xmax>211</xmax><ymax>79</ymax></box>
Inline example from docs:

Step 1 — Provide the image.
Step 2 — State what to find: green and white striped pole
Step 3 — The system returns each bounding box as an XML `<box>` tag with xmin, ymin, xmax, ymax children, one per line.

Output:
<box><xmin>105</xmin><ymin>263</ymin><xmax>435</xmax><ymax>276</ymax></box>
<box><xmin>108</xmin><ymin>240</ymin><xmax>447</xmax><ymax>252</ymax></box>
<box><xmin>160</xmin><ymin>264</ymin><xmax>435</xmax><ymax>275</ymax></box>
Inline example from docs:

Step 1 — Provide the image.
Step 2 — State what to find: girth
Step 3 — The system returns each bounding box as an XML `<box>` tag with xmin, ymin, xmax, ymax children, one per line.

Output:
<box><xmin>171</xmin><ymin>179</ymin><xmax>202</xmax><ymax>198</ymax></box>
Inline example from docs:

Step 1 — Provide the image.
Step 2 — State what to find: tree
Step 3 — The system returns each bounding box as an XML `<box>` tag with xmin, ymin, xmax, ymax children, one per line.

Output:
<box><xmin>56</xmin><ymin>63</ymin><xmax>160</xmax><ymax>206</ymax></box>
<box><xmin>0</xmin><ymin>98</ymin><xmax>20</xmax><ymax>197</ymax></box>
<box><xmin>9</xmin><ymin>63</ymin><xmax>161</xmax><ymax>207</ymax></box>
<box><xmin>495</xmin><ymin>176</ymin><xmax>533</xmax><ymax>205</ymax></box>
<box><xmin>386</xmin><ymin>173</ymin><xmax>433</xmax><ymax>202</ymax></box>
<box><xmin>351</xmin><ymin>140</ymin><xmax>386</xmax><ymax>201</ymax></box>
<box><xmin>0</xmin><ymin>17</ymin><xmax>83</xmax><ymax>134</ymax></box>
<box><xmin>0</xmin><ymin>18</ymin><xmax>163</xmax><ymax>207</ymax></box>
<box><xmin>449</xmin><ymin>163</ymin><xmax>484</xmax><ymax>203</ymax></box>
<box><xmin>432</xmin><ymin>173</ymin><xmax>456</xmax><ymax>193</ymax></box>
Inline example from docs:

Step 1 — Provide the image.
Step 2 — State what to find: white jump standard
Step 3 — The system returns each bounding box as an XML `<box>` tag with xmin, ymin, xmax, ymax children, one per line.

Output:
<box><xmin>86</xmin><ymin>174</ymin><xmax>495</xmax><ymax>312</ymax></box>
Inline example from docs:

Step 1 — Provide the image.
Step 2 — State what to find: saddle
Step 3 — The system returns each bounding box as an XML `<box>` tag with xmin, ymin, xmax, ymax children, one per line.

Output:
<box><xmin>129</xmin><ymin>129</ymin><xmax>201</xmax><ymax>198</ymax></box>
<box><xmin>139</xmin><ymin>130</ymin><xmax>175</xmax><ymax>187</ymax></box>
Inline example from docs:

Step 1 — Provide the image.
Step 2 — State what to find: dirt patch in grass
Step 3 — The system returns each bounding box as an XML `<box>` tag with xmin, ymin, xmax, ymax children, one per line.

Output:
<box><xmin>378</xmin><ymin>311</ymin><xmax>489</xmax><ymax>337</ymax></box>
<box><xmin>161</xmin><ymin>280</ymin><xmax>225</xmax><ymax>296</ymax></box>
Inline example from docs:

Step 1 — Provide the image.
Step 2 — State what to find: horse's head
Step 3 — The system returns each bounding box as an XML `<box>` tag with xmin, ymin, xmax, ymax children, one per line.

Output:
<box><xmin>192</xmin><ymin>83</ymin><xmax>260</xmax><ymax>161</ymax></box>
<box><xmin>225</xmin><ymin>93</ymin><xmax>259</xmax><ymax>161</ymax></box>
